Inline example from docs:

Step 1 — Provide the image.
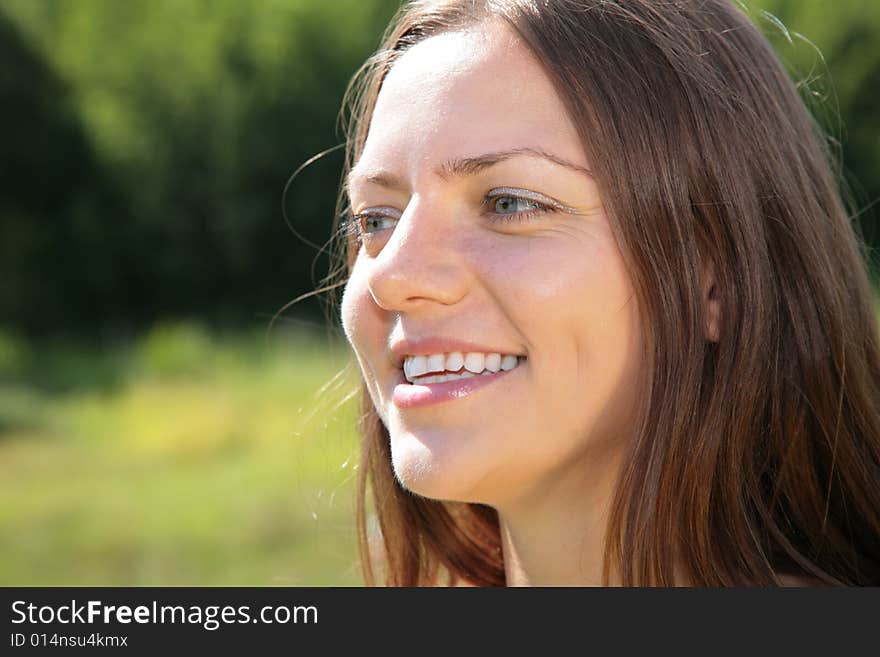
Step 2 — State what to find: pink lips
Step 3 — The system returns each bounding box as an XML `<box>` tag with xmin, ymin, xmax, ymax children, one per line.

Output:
<box><xmin>392</xmin><ymin>366</ymin><xmax>518</xmax><ymax>408</ymax></box>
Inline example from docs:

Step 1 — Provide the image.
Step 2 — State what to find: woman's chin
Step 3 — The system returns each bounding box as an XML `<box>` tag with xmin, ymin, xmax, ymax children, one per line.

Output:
<box><xmin>390</xmin><ymin>438</ymin><xmax>487</xmax><ymax>504</ymax></box>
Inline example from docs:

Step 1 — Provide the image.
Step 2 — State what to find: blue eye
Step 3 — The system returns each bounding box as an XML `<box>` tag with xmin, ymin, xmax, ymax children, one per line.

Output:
<box><xmin>492</xmin><ymin>195</ymin><xmax>544</xmax><ymax>215</ymax></box>
<box><xmin>484</xmin><ymin>189</ymin><xmax>559</xmax><ymax>225</ymax></box>
<box><xmin>359</xmin><ymin>214</ymin><xmax>396</xmax><ymax>233</ymax></box>
<box><xmin>349</xmin><ymin>209</ymin><xmax>399</xmax><ymax>241</ymax></box>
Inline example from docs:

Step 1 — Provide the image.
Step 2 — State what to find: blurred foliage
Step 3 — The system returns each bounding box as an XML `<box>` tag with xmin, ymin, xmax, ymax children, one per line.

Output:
<box><xmin>751</xmin><ymin>0</ymin><xmax>880</xmax><ymax>265</ymax></box>
<box><xmin>0</xmin><ymin>0</ymin><xmax>402</xmax><ymax>337</ymax></box>
<box><xmin>0</xmin><ymin>0</ymin><xmax>876</xmax><ymax>338</ymax></box>
<box><xmin>0</xmin><ymin>324</ymin><xmax>362</xmax><ymax>584</ymax></box>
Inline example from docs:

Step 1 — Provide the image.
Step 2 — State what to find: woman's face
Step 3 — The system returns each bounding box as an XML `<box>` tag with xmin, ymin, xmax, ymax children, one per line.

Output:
<box><xmin>341</xmin><ymin>21</ymin><xmax>644</xmax><ymax>509</ymax></box>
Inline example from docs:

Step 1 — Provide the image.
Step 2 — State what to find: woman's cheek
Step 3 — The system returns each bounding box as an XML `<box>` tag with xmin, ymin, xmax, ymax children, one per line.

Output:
<box><xmin>340</xmin><ymin>258</ymin><xmax>377</xmax><ymax>352</ymax></box>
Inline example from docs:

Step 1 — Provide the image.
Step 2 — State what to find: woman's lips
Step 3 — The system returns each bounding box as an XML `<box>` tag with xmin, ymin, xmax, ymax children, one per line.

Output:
<box><xmin>391</xmin><ymin>364</ymin><xmax>520</xmax><ymax>409</ymax></box>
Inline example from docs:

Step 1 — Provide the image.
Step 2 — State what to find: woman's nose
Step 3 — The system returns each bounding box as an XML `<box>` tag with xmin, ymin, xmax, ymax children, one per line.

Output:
<box><xmin>366</xmin><ymin>199</ymin><xmax>470</xmax><ymax>313</ymax></box>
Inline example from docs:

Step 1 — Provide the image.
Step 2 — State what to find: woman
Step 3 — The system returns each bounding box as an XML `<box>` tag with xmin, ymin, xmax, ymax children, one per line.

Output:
<box><xmin>333</xmin><ymin>0</ymin><xmax>880</xmax><ymax>585</ymax></box>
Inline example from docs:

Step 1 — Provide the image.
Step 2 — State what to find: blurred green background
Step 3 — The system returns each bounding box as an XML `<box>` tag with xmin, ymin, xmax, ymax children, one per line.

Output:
<box><xmin>0</xmin><ymin>0</ymin><xmax>877</xmax><ymax>585</ymax></box>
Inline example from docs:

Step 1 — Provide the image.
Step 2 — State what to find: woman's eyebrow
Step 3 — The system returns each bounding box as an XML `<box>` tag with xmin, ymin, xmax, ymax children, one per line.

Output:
<box><xmin>437</xmin><ymin>147</ymin><xmax>593</xmax><ymax>180</ymax></box>
<box><xmin>346</xmin><ymin>147</ymin><xmax>593</xmax><ymax>195</ymax></box>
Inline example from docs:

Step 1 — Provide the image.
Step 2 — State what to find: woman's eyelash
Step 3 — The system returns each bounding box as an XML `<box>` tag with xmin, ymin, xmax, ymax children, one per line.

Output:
<box><xmin>341</xmin><ymin>214</ymin><xmax>360</xmax><ymax>242</ymax></box>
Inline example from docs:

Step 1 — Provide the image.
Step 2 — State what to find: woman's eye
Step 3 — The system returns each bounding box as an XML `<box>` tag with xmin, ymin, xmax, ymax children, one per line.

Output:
<box><xmin>360</xmin><ymin>214</ymin><xmax>396</xmax><ymax>233</ymax></box>
<box><xmin>484</xmin><ymin>189</ymin><xmax>559</xmax><ymax>225</ymax></box>
<box><xmin>350</xmin><ymin>209</ymin><xmax>399</xmax><ymax>239</ymax></box>
<box><xmin>492</xmin><ymin>195</ymin><xmax>544</xmax><ymax>214</ymax></box>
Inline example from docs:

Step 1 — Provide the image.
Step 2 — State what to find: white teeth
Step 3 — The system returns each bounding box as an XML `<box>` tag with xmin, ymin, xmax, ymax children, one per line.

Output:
<box><xmin>409</xmin><ymin>355</ymin><xmax>428</xmax><ymax>378</ymax></box>
<box><xmin>463</xmin><ymin>352</ymin><xmax>485</xmax><ymax>374</ymax></box>
<box><xmin>446</xmin><ymin>351</ymin><xmax>464</xmax><ymax>372</ymax></box>
<box><xmin>403</xmin><ymin>351</ymin><xmax>526</xmax><ymax>383</ymax></box>
<box><xmin>426</xmin><ymin>353</ymin><xmax>445</xmax><ymax>374</ymax></box>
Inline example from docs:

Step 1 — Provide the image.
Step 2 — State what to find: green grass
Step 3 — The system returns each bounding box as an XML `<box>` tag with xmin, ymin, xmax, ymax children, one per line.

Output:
<box><xmin>0</xmin><ymin>322</ymin><xmax>363</xmax><ymax>585</ymax></box>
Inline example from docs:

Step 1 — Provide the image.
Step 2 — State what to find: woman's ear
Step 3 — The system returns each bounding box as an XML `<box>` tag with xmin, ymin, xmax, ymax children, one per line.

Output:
<box><xmin>701</xmin><ymin>259</ymin><xmax>722</xmax><ymax>342</ymax></box>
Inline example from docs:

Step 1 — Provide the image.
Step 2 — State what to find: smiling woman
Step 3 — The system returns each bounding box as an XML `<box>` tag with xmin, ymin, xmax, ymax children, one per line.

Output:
<box><xmin>333</xmin><ymin>0</ymin><xmax>880</xmax><ymax>586</ymax></box>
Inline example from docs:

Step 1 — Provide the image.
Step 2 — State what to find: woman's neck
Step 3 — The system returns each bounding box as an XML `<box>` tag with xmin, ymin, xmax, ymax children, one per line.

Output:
<box><xmin>496</xmin><ymin>451</ymin><xmax>621</xmax><ymax>586</ymax></box>
<box><xmin>499</xmin><ymin>512</ymin><xmax>608</xmax><ymax>586</ymax></box>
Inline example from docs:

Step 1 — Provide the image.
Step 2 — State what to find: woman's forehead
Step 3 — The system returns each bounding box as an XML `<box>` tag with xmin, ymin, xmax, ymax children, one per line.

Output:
<box><xmin>359</xmin><ymin>22</ymin><xmax>588</xmax><ymax>181</ymax></box>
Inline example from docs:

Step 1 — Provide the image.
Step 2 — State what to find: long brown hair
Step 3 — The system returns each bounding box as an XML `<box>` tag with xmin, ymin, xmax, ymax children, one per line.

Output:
<box><xmin>332</xmin><ymin>0</ymin><xmax>880</xmax><ymax>585</ymax></box>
